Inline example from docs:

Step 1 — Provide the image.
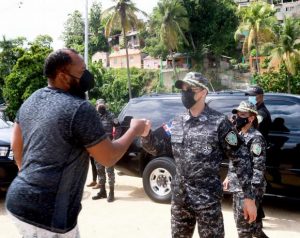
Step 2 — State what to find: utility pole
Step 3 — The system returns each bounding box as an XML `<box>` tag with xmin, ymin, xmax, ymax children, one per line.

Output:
<box><xmin>84</xmin><ymin>0</ymin><xmax>89</xmax><ymax>99</ymax></box>
<box><xmin>84</xmin><ymin>0</ymin><xmax>89</xmax><ymax>67</ymax></box>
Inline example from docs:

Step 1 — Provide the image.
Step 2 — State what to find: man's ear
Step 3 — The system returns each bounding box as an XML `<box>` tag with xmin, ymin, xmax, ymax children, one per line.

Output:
<box><xmin>57</xmin><ymin>71</ymin><xmax>71</xmax><ymax>89</ymax></box>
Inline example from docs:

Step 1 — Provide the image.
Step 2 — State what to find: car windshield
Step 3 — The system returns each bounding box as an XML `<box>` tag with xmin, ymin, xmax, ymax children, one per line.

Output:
<box><xmin>0</xmin><ymin>118</ymin><xmax>10</xmax><ymax>129</ymax></box>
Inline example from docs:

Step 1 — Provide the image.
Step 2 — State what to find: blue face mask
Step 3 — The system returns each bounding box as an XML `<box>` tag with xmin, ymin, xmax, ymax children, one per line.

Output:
<box><xmin>248</xmin><ymin>96</ymin><xmax>257</xmax><ymax>105</ymax></box>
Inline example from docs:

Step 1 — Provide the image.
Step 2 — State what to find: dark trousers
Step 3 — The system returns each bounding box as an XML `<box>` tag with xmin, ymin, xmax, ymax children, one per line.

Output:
<box><xmin>90</xmin><ymin>157</ymin><xmax>97</xmax><ymax>181</ymax></box>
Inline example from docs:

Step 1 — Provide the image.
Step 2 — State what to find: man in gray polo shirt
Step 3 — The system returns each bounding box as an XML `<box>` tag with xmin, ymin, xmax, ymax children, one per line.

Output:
<box><xmin>6</xmin><ymin>48</ymin><xmax>146</xmax><ymax>237</ymax></box>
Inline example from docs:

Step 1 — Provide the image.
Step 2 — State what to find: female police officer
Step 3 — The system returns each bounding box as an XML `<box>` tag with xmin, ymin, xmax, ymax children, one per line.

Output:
<box><xmin>223</xmin><ymin>101</ymin><xmax>268</xmax><ymax>238</ymax></box>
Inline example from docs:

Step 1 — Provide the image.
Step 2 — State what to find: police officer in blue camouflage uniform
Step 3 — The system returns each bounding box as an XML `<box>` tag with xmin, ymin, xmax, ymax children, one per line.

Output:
<box><xmin>246</xmin><ymin>86</ymin><xmax>271</xmax><ymax>225</ymax></box>
<box><xmin>140</xmin><ymin>72</ymin><xmax>257</xmax><ymax>238</ymax></box>
<box><xmin>223</xmin><ymin>101</ymin><xmax>268</xmax><ymax>238</ymax></box>
<box><xmin>92</xmin><ymin>99</ymin><xmax>117</xmax><ymax>202</ymax></box>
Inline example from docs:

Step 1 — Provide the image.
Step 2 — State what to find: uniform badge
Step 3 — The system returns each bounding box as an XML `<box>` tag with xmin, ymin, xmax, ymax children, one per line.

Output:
<box><xmin>225</xmin><ymin>131</ymin><xmax>238</xmax><ymax>146</ymax></box>
<box><xmin>251</xmin><ymin>143</ymin><xmax>262</xmax><ymax>156</ymax></box>
<box><xmin>202</xmin><ymin>144</ymin><xmax>212</xmax><ymax>155</ymax></box>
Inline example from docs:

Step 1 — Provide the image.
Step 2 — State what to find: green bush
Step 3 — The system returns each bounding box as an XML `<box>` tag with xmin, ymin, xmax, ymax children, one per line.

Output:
<box><xmin>254</xmin><ymin>65</ymin><xmax>300</xmax><ymax>94</ymax></box>
<box><xmin>88</xmin><ymin>63</ymin><xmax>159</xmax><ymax>114</ymax></box>
<box><xmin>3</xmin><ymin>45</ymin><xmax>52</xmax><ymax>120</ymax></box>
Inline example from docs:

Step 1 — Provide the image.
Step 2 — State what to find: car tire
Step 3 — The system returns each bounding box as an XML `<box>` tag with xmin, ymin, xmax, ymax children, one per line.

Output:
<box><xmin>142</xmin><ymin>157</ymin><xmax>176</xmax><ymax>204</ymax></box>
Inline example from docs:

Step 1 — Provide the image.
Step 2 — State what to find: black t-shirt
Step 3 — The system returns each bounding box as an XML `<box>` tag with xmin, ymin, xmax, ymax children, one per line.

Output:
<box><xmin>6</xmin><ymin>87</ymin><xmax>106</xmax><ymax>233</ymax></box>
<box><xmin>257</xmin><ymin>102</ymin><xmax>272</xmax><ymax>141</ymax></box>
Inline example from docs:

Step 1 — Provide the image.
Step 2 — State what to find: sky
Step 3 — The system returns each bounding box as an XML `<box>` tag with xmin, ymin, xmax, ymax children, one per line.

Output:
<box><xmin>0</xmin><ymin>0</ymin><xmax>158</xmax><ymax>49</ymax></box>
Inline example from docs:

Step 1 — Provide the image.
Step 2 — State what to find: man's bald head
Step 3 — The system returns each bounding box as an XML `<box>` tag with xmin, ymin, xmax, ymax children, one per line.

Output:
<box><xmin>44</xmin><ymin>48</ymin><xmax>78</xmax><ymax>81</ymax></box>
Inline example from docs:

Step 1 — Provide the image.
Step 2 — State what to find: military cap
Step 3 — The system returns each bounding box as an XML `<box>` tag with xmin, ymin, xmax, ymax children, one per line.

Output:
<box><xmin>232</xmin><ymin>101</ymin><xmax>258</xmax><ymax>115</ymax></box>
<box><xmin>245</xmin><ymin>85</ymin><xmax>264</xmax><ymax>96</ymax></box>
<box><xmin>232</xmin><ymin>101</ymin><xmax>263</xmax><ymax>123</ymax></box>
<box><xmin>175</xmin><ymin>72</ymin><xmax>209</xmax><ymax>91</ymax></box>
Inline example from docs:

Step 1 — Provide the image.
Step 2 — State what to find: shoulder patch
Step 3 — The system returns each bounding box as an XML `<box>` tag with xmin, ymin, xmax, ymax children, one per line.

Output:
<box><xmin>251</xmin><ymin>143</ymin><xmax>262</xmax><ymax>156</ymax></box>
<box><xmin>225</xmin><ymin>131</ymin><xmax>238</xmax><ymax>146</ymax></box>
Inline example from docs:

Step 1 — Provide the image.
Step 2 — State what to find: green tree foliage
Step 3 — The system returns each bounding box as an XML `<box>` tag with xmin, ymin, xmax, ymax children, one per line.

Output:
<box><xmin>150</xmin><ymin>0</ymin><xmax>189</xmax><ymax>79</ymax></box>
<box><xmin>3</xmin><ymin>37</ymin><xmax>53</xmax><ymax>119</ymax></box>
<box><xmin>61</xmin><ymin>2</ymin><xmax>110</xmax><ymax>56</ymax></box>
<box><xmin>88</xmin><ymin>62</ymin><xmax>159</xmax><ymax>113</ymax></box>
<box><xmin>144</xmin><ymin>0</ymin><xmax>240</xmax><ymax>62</ymax></box>
<box><xmin>181</xmin><ymin>0</ymin><xmax>239</xmax><ymax>56</ymax></box>
<box><xmin>154</xmin><ymin>0</ymin><xmax>189</xmax><ymax>52</ymax></box>
<box><xmin>254</xmin><ymin>64</ymin><xmax>300</xmax><ymax>95</ymax></box>
<box><xmin>102</xmin><ymin>0</ymin><xmax>147</xmax><ymax>99</ymax></box>
<box><xmin>0</xmin><ymin>37</ymin><xmax>26</xmax><ymax>100</ymax></box>
<box><xmin>140</xmin><ymin>28</ymin><xmax>169</xmax><ymax>59</ymax></box>
<box><xmin>89</xmin><ymin>1</ymin><xmax>109</xmax><ymax>54</ymax></box>
<box><xmin>235</xmin><ymin>1</ymin><xmax>276</xmax><ymax>73</ymax></box>
<box><xmin>266</xmin><ymin>18</ymin><xmax>300</xmax><ymax>93</ymax></box>
<box><xmin>61</xmin><ymin>10</ymin><xmax>85</xmax><ymax>54</ymax></box>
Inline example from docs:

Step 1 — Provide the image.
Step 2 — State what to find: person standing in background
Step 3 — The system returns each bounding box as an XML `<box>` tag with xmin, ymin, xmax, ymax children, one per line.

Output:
<box><xmin>223</xmin><ymin>101</ymin><xmax>268</xmax><ymax>238</ymax></box>
<box><xmin>246</xmin><ymin>86</ymin><xmax>271</xmax><ymax>141</ymax></box>
<box><xmin>92</xmin><ymin>99</ymin><xmax>118</xmax><ymax>202</ymax></box>
<box><xmin>86</xmin><ymin>157</ymin><xmax>98</xmax><ymax>188</ymax></box>
<box><xmin>246</xmin><ymin>85</ymin><xmax>272</xmax><ymax>228</ymax></box>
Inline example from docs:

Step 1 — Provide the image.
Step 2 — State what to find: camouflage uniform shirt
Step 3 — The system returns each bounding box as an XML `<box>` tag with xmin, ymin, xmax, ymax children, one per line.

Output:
<box><xmin>227</xmin><ymin>127</ymin><xmax>267</xmax><ymax>196</ymax></box>
<box><xmin>142</xmin><ymin>105</ymin><xmax>254</xmax><ymax>208</ymax></box>
<box><xmin>99</xmin><ymin>110</ymin><xmax>116</xmax><ymax>139</ymax></box>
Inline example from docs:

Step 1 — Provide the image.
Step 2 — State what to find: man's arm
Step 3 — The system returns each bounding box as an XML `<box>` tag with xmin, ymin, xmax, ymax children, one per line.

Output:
<box><xmin>250</xmin><ymin>136</ymin><xmax>267</xmax><ymax>190</ymax></box>
<box><xmin>141</xmin><ymin>122</ymin><xmax>173</xmax><ymax>157</ymax></box>
<box><xmin>11</xmin><ymin>122</ymin><xmax>23</xmax><ymax>170</ymax></box>
<box><xmin>87</xmin><ymin>119</ymin><xmax>146</xmax><ymax>167</ymax></box>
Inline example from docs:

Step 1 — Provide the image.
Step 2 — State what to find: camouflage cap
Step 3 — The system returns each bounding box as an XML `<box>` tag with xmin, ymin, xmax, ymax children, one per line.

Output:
<box><xmin>232</xmin><ymin>101</ymin><xmax>258</xmax><ymax>115</ymax></box>
<box><xmin>96</xmin><ymin>99</ymin><xmax>105</xmax><ymax>105</ymax></box>
<box><xmin>175</xmin><ymin>72</ymin><xmax>209</xmax><ymax>91</ymax></box>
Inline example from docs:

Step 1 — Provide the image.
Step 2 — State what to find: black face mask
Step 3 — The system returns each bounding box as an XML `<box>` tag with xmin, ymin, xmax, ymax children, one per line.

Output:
<box><xmin>79</xmin><ymin>69</ymin><xmax>95</xmax><ymax>92</ymax></box>
<box><xmin>98</xmin><ymin>107</ymin><xmax>106</xmax><ymax>115</ymax></box>
<box><xmin>181</xmin><ymin>89</ymin><xmax>197</xmax><ymax>109</ymax></box>
<box><xmin>233</xmin><ymin>116</ymin><xmax>249</xmax><ymax>131</ymax></box>
<box><xmin>68</xmin><ymin>69</ymin><xmax>95</xmax><ymax>99</ymax></box>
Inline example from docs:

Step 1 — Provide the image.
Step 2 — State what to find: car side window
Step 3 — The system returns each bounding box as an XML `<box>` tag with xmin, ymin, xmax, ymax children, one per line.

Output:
<box><xmin>119</xmin><ymin>99</ymin><xmax>185</xmax><ymax>129</ymax></box>
<box><xmin>207</xmin><ymin>98</ymin><xmax>243</xmax><ymax>115</ymax></box>
<box><xmin>265</xmin><ymin>99</ymin><xmax>300</xmax><ymax>133</ymax></box>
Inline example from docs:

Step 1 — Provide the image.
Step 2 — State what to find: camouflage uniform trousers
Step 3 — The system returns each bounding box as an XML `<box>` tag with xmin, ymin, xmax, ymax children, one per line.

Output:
<box><xmin>94</xmin><ymin>161</ymin><xmax>115</xmax><ymax>186</ymax></box>
<box><xmin>233</xmin><ymin>191</ymin><xmax>264</xmax><ymax>238</ymax></box>
<box><xmin>171</xmin><ymin>196</ymin><xmax>224</xmax><ymax>238</ymax></box>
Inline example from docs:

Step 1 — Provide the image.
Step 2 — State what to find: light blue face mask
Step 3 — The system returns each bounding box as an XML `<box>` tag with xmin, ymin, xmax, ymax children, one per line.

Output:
<box><xmin>248</xmin><ymin>96</ymin><xmax>257</xmax><ymax>105</ymax></box>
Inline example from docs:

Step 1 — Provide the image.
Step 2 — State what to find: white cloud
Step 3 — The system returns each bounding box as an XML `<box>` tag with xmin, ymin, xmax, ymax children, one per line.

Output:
<box><xmin>0</xmin><ymin>0</ymin><xmax>157</xmax><ymax>49</ymax></box>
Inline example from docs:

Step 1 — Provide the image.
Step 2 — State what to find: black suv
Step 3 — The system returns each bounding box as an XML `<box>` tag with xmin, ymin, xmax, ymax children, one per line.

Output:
<box><xmin>0</xmin><ymin>118</ymin><xmax>18</xmax><ymax>192</ymax></box>
<box><xmin>115</xmin><ymin>92</ymin><xmax>300</xmax><ymax>203</ymax></box>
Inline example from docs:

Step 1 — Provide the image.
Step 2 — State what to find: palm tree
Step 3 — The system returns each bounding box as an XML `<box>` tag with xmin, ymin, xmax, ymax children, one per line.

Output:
<box><xmin>267</xmin><ymin>18</ymin><xmax>300</xmax><ymax>93</ymax></box>
<box><xmin>102</xmin><ymin>0</ymin><xmax>147</xmax><ymax>99</ymax></box>
<box><xmin>235</xmin><ymin>1</ymin><xmax>276</xmax><ymax>74</ymax></box>
<box><xmin>152</xmin><ymin>0</ymin><xmax>189</xmax><ymax>80</ymax></box>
